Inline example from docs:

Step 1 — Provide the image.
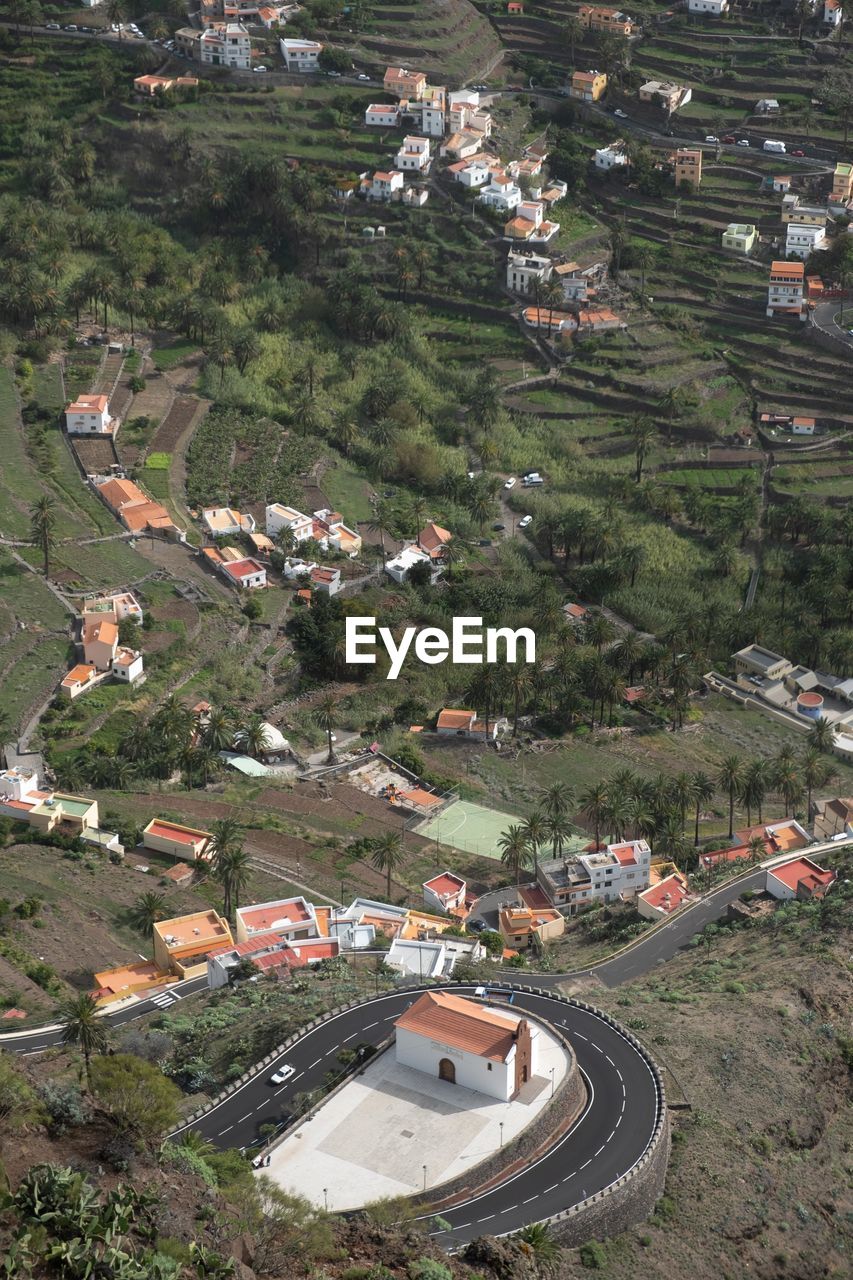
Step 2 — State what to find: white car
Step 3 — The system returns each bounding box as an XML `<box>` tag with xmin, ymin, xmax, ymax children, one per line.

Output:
<box><xmin>504</xmin><ymin>476</ymin><xmax>517</xmax><ymax>490</ymax></box>
<box><xmin>704</xmin><ymin>135</ymin><xmax>719</xmax><ymax>144</ymax></box>
<box><xmin>736</xmin><ymin>139</ymin><xmax>750</xmax><ymax>147</ymax></box>
<box><xmin>614</xmin><ymin>109</ymin><xmax>627</xmax><ymax>119</ymax></box>
<box><xmin>254</xmin><ymin>66</ymin><xmax>267</xmax><ymax>72</ymax></box>
<box><xmin>270</xmin><ymin>1064</ymin><xmax>295</xmax><ymax>1085</ymax></box>
<box><xmin>518</xmin><ymin>514</ymin><xmax>533</xmax><ymax>529</ymax></box>
<box><xmin>357</xmin><ymin>73</ymin><xmax>371</xmax><ymax>81</ymax></box>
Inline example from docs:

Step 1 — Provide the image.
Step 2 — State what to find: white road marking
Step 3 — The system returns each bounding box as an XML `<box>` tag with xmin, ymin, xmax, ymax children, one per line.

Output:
<box><xmin>544</xmin><ymin>1184</ymin><xmax>559</xmax><ymax>1194</ymax></box>
<box><xmin>595</xmin><ymin>1145</ymin><xmax>605</xmax><ymax>1157</ymax></box>
<box><xmin>580</xmin><ymin>1159</ymin><xmax>592</xmax><ymax>1170</ymax></box>
<box><xmin>522</xmin><ymin>1195</ymin><xmax>538</xmax><ymax>1205</ymax></box>
<box><xmin>218</xmin><ymin>1125</ymin><xmax>233</xmax><ymax>1135</ymax></box>
<box><xmin>309</xmin><ymin>1058</ymin><xmax>321</xmax><ymax>1069</ymax></box>
<box><xmin>477</xmin><ymin>1214</ymin><xmax>495</xmax><ymax>1223</ymax></box>
<box><xmin>342</xmin><ymin>1033</ymin><xmax>357</xmax><ymax>1043</ymax></box>
<box><xmin>364</xmin><ymin>1021</ymin><xmax>378</xmax><ymax>1029</ymax></box>
<box><xmin>239</xmin><ymin>1113</ymin><xmax>251</xmax><ymax>1124</ymax></box>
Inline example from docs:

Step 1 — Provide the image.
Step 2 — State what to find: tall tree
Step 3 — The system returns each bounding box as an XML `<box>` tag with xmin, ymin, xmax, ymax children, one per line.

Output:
<box><xmin>370</xmin><ymin>832</ymin><xmax>405</xmax><ymax>900</ymax></box>
<box><xmin>717</xmin><ymin>755</ymin><xmax>743</xmax><ymax>840</ymax></box>
<box><xmin>690</xmin><ymin>771</ymin><xmax>715</xmax><ymax>846</ymax></box>
<box><xmin>314</xmin><ymin>694</ymin><xmax>337</xmax><ymax>764</ymax></box>
<box><xmin>59</xmin><ymin>993</ymin><xmax>108</xmax><ymax>1092</ymax></box>
<box><xmin>128</xmin><ymin>891</ymin><xmax>167</xmax><ymax>936</ymax></box>
<box><xmin>578</xmin><ymin>782</ymin><xmax>609</xmax><ymax>850</ymax></box>
<box><xmin>29</xmin><ymin>495</ymin><xmax>57</xmax><ymax>578</ymax></box>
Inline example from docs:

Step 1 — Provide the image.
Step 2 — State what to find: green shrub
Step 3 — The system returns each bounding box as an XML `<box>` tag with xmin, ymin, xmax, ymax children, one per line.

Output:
<box><xmin>579</xmin><ymin>1240</ymin><xmax>607</xmax><ymax>1268</ymax></box>
<box><xmin>408</xmin><ymin>1260</ymin><xmax>452</xmax><ymax>1280</ymax></box>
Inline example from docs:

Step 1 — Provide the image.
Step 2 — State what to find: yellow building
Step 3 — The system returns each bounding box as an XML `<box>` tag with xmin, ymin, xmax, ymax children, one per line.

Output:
<box><xmin>674</xmin><ymin>148</ymin><xmax>702</xmax><ymax>190</ymax></box>
<box><xmin>498</xmin><ymin>904</ymin><xmax>565</xmax><ymax>950</ymax></box>
<box><xmin>831</xmin><ymin>161</ymin><xmax>853</xmax><ymax>204</ymax></box>
<box><xmin>143</xmin><ymin>818</ymin><xmax>212</xmax><ymax>862</ymax></box>
<box><xmin>570</xmin><ymin>69</ymin><xmax>607</xmax><ymax>103</ymax></box>
<box><xmin>153</xmin><ymin>910</ymin><xmax>233</xmax><ymax>978</ymax></box>
<box><xmin>29</xmin><ymin>793</ymin><xmax>99</xmax><ymax>836</ymax></box>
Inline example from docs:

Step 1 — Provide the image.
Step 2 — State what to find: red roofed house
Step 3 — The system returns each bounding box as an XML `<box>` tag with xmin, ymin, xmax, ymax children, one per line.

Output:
<box><xmin>163</xmin><ymin>862</ymin><xmax>194</xmax><ymax>886</ymax></box>
<box><xmin>435</xmin><ymin>708</ymin><xmax>505</xmax><ymax>740</ymax></box>
<box><xmin>82</xmin><ymin>619</ymin><xmax>118</xmax><ymax>671</ymax></box>
<box><xmin>202</xmin><ymin>546</ymin><xmax>267</xmax><ymax>589</ymax></box>
<box><xmin>418</xmin><ymin>522</ymin><xmax>452</xmax><ymax>560</ymax></box>
<box><xmin>383</xmin><ymin>67</ymin><xmax>428</xmax><ymax>100</ymax></box>
<box><xmin>423</xmin><ymin>871</ymin><xmax>467</xmax><ymax>914</ymax></box>
<box><xmin>65</xmin><ymin>394</ymin><xmax>114</xmax><ymax>436</ymax></box>
<box><xmin>700</xmin><ymin>818</ymin><xmax>810</xmax><ymax>870</ymax></box>
<box><xmin>235</xmin><ymin>897</ymin><xmax>318</xmax><ymax>944</ymax></box>
<box><xmin>143</xmin><ymin>818</ymin><xmax>213</xmax><ymax>863</ymax></box>
<box><xmin>766</xmin><ymin>856</ymin><xmax>835</xmax><ymax>900</ymax></box>
<box><xmin>637</xmin><ymin>872</ymin><xmax>692</xmax><ymax>920</ymax></box>
<box><xmin>394</xmin><ymin>989</ymin><xmax>538</xmax><ymax>1101</ymax></box>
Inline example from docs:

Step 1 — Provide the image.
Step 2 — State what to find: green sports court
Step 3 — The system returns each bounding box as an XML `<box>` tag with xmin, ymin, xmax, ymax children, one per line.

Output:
<box><xmin>414</xmin><ymin>798</ymin><xmax>591</xmax><ymax>862</ymax></box>
<box><xmin>414</xmin><ymin>799</ymin><xmax>520</xmax><ymax>860</ymax></box>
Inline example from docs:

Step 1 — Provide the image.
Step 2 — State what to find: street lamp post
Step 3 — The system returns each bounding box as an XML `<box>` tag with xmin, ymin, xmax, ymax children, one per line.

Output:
<box><xmin>550</xmin><ymin>1066</ymin><xmax>555</xmax><ymax>1098</ymax></box>
<box><xmin>323</xmin><ymin>1188</ymin><xmax>328</xmax><ymax>1212</ymax></box>
<box><xmin>423</xmin><ymin>1163</ymin><xmax>427</xmax><ymax>1192</ymax></box>
<box><xmin>499</xmin><ymin>1121</ymin><xmax>504</xmax><ymax>1149</ymax></box>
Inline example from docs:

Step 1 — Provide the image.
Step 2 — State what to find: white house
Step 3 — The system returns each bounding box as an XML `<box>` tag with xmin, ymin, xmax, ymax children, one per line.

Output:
<box><xmin>537</xmin><ymin>838</ymin><xmax>652</xmax><ymax>914</ymax></box>
<box><xmin>387</xmin><ymin>937</ymin><xmax>447</xmax><ymax>980</ymax></box>
<box><xmin>204</xmin><ymin>547</ymin><xmax>267</xmax><ymax>589</ymax></box>
<box><xmin>594</xmin><ymin>145</ymin><xmax>628</xmax><ymax>172</ymax></box>
<box><xmin>203</xmin><ymin>507</ymin><xmax>256</xmax><ymax>537</ymax></box>
<box><xmin>365</xmin><ymin>104</ymin><xmax>402</xmax><ymax>127</ymax></box>
<box><xmin>385</xmin><ymin>545</ymin><xmax>434</xmax><ymax>583</ymax></box>
<box><xmin>309</xmin><ymin>565</ymin><xmax>342</xmax><ymax>595</ymax></box>
<box><xmin>765</xmin><ymin>856</ymin><xmax>836</xmax><ymax>900</ymax></box>
<box><xmin>688</xmin><ymin>0</ymin><xmax>728</xmax><ymax>13</ymax></box>
<box><xmin>506</xmin><ymin>251</ymin><xmax>552</xmax><ymax>294</ymax></box>
<box><xmin>423</xmin><ymin>871</ymin><xmax>467</xmax><ymax>914</ymax></box>
<box><xmin>395</xmin><ymin>135</ymin><xmax>431</xmax><ymax>173</ymax></box>
<box><xmin>279</xmin><ymin>37</ymin><xmax>323</xmax><ymax>70</ymax></box>
<box><xmin>394</xmin><ymin>990</ymin><xmax>538</xmax><ymax>1102</ymax></box>
<box><xmin>824</xmin><ymin>0</ymin><xmax>842</xmax><ymax>26</ymax></box>
<box><xmin>0</xmin><ymin>767</ymin><xmax>43</xmax><ymax>804</ymax></box>
<box><xmin>65</xmin><ymin>394</ymin><xmax>114</xmax><ymax>436</ymax></box>
<box><xmin>200</xmin><ymin>23</ymin><xmax>252</xmax><ymax>69</ymax></box>
<box><xmin>111</xmin><ymin>647</ymin><xmax>144</xmax><ymax>684</ymax></box>
<box><xmin>367</xmin><ymin>170</ymin><xmax>405</xmax><ymax>201</ymax></box>
<box><xmin>236</xmin><ymin>897</ymin><xmax>318</xmax><ymax>944</ymax></box>
<box><xmin>456</xmin><ymin>159</ymin><xmax>495</xmax><ymax>188</ymax></box>
<box><xmin>479</xmin><ymin>174</ymin><xmax>522</xmax><ymax>212</ymax></box>
<box><xmin>265</xmin><ymin>503</ymin><xmax>314</xmax><ymax>542</ymax></box>
<box><xmin>786</xmin><ymin>222</ymin><xmax>826</xmax><ymax>258</ymax></box>
<box><xmin>766</xmin><ymin>260</ymin><xmax>806</xmax><ymax>318</ymax></box>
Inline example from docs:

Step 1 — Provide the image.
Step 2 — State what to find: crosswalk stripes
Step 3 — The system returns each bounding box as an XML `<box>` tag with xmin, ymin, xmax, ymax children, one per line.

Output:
<box><xmin>150</xmin><ymin>992</ymin><xmax>177</xmax><ymax>1009</ymax></box>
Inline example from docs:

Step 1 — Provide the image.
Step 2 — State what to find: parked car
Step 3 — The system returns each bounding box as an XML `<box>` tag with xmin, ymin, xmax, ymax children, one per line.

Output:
<box><xmin>254</xmin><ymin>65</ymin><xmax>267</xmax><ymax>72</ymax></box>
<box><xmin>614</xmin><ymin>108</ymin><xmax>627</xmax><ymax>119</ymax></box>
<box><xmin>518</xmin><ymin>514</ymin><xmax>533</xmax><ymax>529</ymax></box>
<box><xmin>327</xmin><ymin>70</ymin><xmax>341</xmax><ymax>77</ymax></box>
<box><xmin>64</xmin><ymin>24</ymin><xmax>78</xmax><ymax>30</ymax></box>
<box><xmin>270</xmin><ymin>1065</ymin><xmax>295</xmax><ymax>1085</ymax></box>
<box><xmin>504</xmin><ymin>476</ymin><xmax>516</xmax><ymax>489</ymax></box>
<box><xmin>736</xmin><ymin>139</ymin><xmax>750</xmax><ymax>147</ymax></box>
<box><xmin>478</xmin><ymin>538</ymin><xmax>492</xmax><ymax>546</ymax></box>
<box><xmin>791</xmin><ymin>149</ymin><xmax>805</xmax><ymax>157</ymax></box>
<box><xmin>467</xmin><ymin>920</ymin><xmax>487</xmax><ymax>933</ymax></box>
<box><xmin>357</xmin><ymin>73</ymin><xmax>371</xmax><ymax>81</ymax></box>
<box><xmin>722</xmin><ymin>135</ymin><xmax>736</xmax><ymax>144</ymax></box>
<box><xmin>492</xmin><ymin>522</ymin><xmax>505</xmax><ymax>531</ymax></box>
<box><xmin>45</xmin><ymin>21</ymin><xmax>60</xmax><ymax>28</ymax></box>
<box><xmin>704</xmin><ymin>135</ymin><xmax>719</xmax><ymax>144</ymax></box>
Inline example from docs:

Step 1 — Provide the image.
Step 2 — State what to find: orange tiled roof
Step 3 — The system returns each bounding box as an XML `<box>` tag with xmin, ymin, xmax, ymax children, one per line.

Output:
<box><xmin>437</xmin><ymin>708</ymin><xmax>475</xmax><ymax>730</ymax></box>
<box><xmin>395</xmin><ymin>990</ymin><xmax>520</xmax><ymax>1061</ymax></box>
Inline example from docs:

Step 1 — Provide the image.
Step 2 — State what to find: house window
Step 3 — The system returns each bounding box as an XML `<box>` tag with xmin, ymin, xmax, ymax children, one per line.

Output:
<box><xmin>487</xmin><ymin>1062</ymin><xmax>492</xmax><ymax>1071</ymax></box>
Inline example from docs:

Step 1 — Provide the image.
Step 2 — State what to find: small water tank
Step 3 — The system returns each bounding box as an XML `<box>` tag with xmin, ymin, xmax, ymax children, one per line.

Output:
<box><xmin>797</xmin><ymin>691</ymin><xmax>824</xmax><ymax>720</ymax></box>
<box><xmin>362</xmin><ymin>226</ymin><xmax>375</xmax><ymax>239</ymax></box>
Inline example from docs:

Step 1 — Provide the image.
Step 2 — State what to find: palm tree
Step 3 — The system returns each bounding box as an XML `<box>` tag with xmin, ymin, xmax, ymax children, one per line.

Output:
<box><xmin>203</xmin><ymin>705</ymin><xmax>237</xmax><ymax>752</ymax></box>
<box><xmin>368</xmin><ymin>499</ymin><xmax>393</xmax><ymax>560</ymax></box>
<box><xmin>514</xmin><ymin>1221</ymin><xmax>561</xmax><ymax>1270</ymax></box>
<box><xmin>59</xmin><ymin>993</ymin><xmax>108</xmax><ymax>1092</ymax></box>
<box><xmin>746</xmin><ymin>834</ymin><xmax>766</xmax><ymax>862</ymax></box>
<box><xmin>772</xmin><ymin>755</ymin><xmax>804</xmax><ymax>817</ymax></box>
<box><xmin>738</xmin><ymin>759</ymin><xmax>766</xmax><ymax>828</ymax></box>
<box><xmin>208</xmin><ymin>816</ymin><xmax>243</xmax><ymax>887</ymax></box>
<box><xmin>235</xmin><ymin>714</ymin><xmax>272</xmax><ymax>760</ymax></box>
<box><xmin>215</xmin><ymin>846</ymin><xmax>251</xmax><ymax>921</ymax></box>
<box><xmin>29</xmin><ymin>495</ymin><xmax>57</xmax><ymax>578</ymax></box>
<box><xmin>655</xmin><ymin>813</ymin><xmax>690</xmax><ymax>865</ymax></box>
<box><xmin>498</xmin><ymin>824</ymin><xmax>532</xmax><ymax>886</ymax></box>
<box><xmin>521</xmin><ymin>811</ymin><xmax>548</xmax><ymax>880</ymax></box>
<box><xmin>539</xmin><ymin>782</ymin><xmax>573</xmax><ymax>823</ymax></box>
<box><xmin>105</xmin><ymin>0</ymin><xmax>126</xmax><ymax>39</ymax></box>
<box><xmin>802</xmin><ymin>747</ymin><xmax>833</xmax><ymax>819</ymax></box>
<box><xmin>578</xmin><ymin>782</ymin><xmax>609</xmax><ymax>850</ymax></box>
<box><xmin>370</xmin><ymin>832</ymin><xmax>405</xmax><ymax>900</ymax></box>
<box><xmin>657</xmin><ymin>386</ymin><xmax>683</xmax><ymax>443</ymax></box>
<box><xmin>545</xmin><ymin>813</ymin><xmax>573</xmax><ymax>860</ymax></box>
<box><xmin>690</xmin><ymin>771</ymin><xmax>714</xmax><ymax>846</ymax></box>
<box><xmin>626</xmin><ymin>415</ymin><xmax>656</xmax><ymax>485</ymax></box>
<box><xmin>808</xmin><ymin>717</ymin><xmax>836</xmax><ymax>754</ymax></box>
<box><xmin>314</xmin><ymin>695</ymin><xmax>337</xmax><ymax>764</ymax></box>
<box><xmin>717</xmin><ymin>755</ymin><xmax>743</xmax><ymax>840</ymax></box>
<box><xmin>128</xmin><ymin>891</ymin><xmax>168</xmax><ymax>936</ymax></box>
<box><xmin>508</xmin><ymin>665</ymin><xmax>532</xmax><ymax>736</ymax></box>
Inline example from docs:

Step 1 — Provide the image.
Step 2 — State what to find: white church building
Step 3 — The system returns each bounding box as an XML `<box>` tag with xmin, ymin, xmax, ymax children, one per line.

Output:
<box><xmin>394</xmin><ymin>990</ymin><xmax>538</xmax><ymax>1102</ymax></box>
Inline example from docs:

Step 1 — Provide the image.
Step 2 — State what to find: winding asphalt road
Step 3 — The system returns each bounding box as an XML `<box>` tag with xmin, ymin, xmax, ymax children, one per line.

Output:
<box><xmin>169</xmin><ymin>983</ymin><xmax>662</xmax><ymax>1246</ymax></box>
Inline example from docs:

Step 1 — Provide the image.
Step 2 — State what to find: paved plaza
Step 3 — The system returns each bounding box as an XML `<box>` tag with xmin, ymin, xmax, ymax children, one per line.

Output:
<box><xmin>263</xmin><ymin>1017</ymin><xmax>571</xmax><ymax>1210</ymax></box>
